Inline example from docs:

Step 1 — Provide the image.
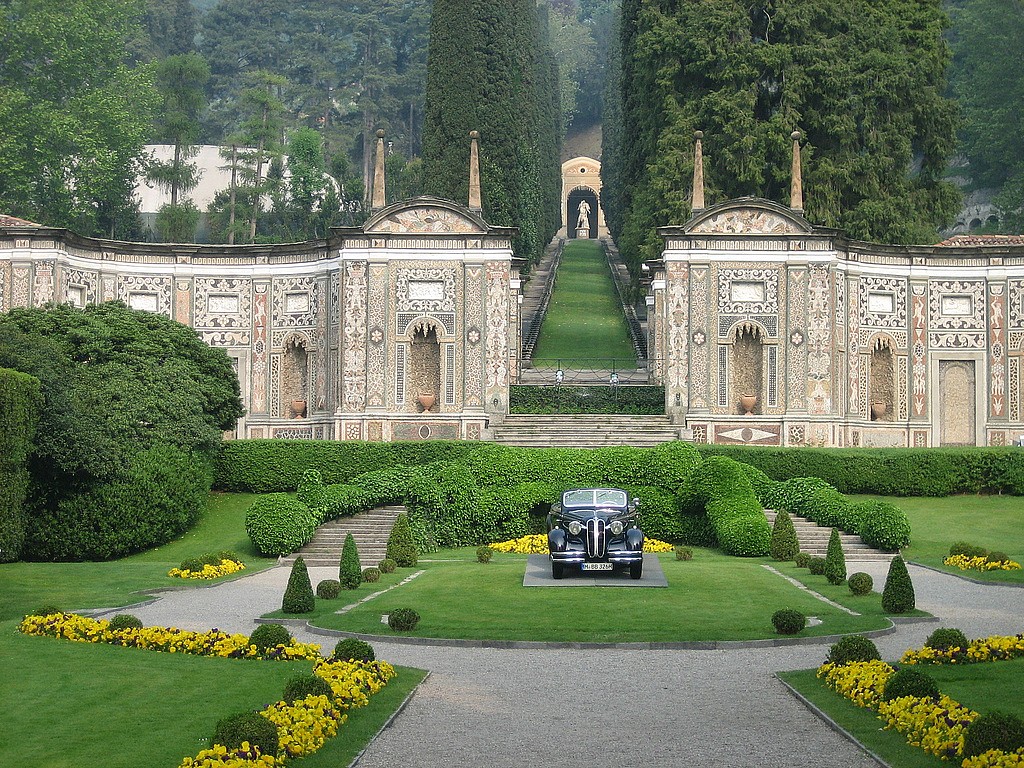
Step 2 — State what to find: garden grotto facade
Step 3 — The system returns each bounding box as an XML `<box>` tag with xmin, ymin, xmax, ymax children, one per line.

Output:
<box><xmin>4</xmin><ymin>129</ymin><xmax>1024</xmax><ymax>447</ymax></box>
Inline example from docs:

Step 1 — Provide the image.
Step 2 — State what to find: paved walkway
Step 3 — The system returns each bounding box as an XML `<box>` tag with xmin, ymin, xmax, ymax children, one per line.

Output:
<box><xmin>119</xmin><ymin>561</ymin><xmax>1024</xmax><ymax>768</ymax></box>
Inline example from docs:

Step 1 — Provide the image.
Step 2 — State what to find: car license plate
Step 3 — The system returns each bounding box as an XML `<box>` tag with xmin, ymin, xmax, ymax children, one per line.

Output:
<box><xmin>581</xmin><ymin>563</ymin><xmax>613</xmax><ymax>571</ymax></box>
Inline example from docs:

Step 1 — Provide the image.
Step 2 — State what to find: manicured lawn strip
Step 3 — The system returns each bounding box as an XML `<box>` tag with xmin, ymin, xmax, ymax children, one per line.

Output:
<box><xmin>777</xmin><ymin>669</ymin><xmax>946</xmax><ymax>768</ymax></box>
<box><xmin>0</xmin><ymin>492</ymin><xmax>277</xmax><ymax>622</ymax></box>
<box><xmin>927</xmin><ymin>657</ymin><xmax>1024</xmax><ymax>718</ymax></box>
<box><xmin>850</xmin><ymin>494</ymin><xmax>1024</xmax><ymax>583</ymax></box>
<box><xmin>0</xmin><ymin>619</ymin><xmax>309</xmax><ymax>768</ymax></box>
<box><xmin>771</xmin><ymin>560</ymin><xmax>932</xmax><ymax>620</ymax></box>
<box><xmin>310</xmin><ymin>550</ymin><xmax>891</xmax><ymax>642</ymax></box>
<box><xmin>532</xmin><ymin>239</ymin><xmax>635</xmax><ymax>365</ymax></box>
<box><xmin>287</xmin><ymin>665</ymin><xmax>427</xmax><ymax>768</ymax></box>
<box><xmin>263</xmin><ymin>568</ymin><xmax>414</xmax><ymax>621</ymax></box>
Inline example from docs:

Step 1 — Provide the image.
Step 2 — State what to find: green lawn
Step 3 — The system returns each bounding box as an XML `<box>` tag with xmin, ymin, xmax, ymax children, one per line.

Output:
<box><xmin>851</xmin><ymin>494</ymin><xmax>1024</xmax><ymax>583</ymax></box>
<box><xmin>307</xmin><ymin>548</ymin><xmax>896</xmax><ymax>642</ymax></box>
<box><xmin>532</xmin><ymin>239</ymin><xmax>636</xmax><ymax>365</ymax></box>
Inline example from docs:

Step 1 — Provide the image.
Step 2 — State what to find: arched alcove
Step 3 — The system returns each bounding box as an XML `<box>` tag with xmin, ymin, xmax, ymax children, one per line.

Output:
<box><xmin>283</xmin><ymin>337</ymin><xmax>309</xmax><ymax>417</ymax></box>
<box><xmin>731</xmin><ymin>323</ymin><xmax>764</xmax><ymax>415</ymax></box>
<box><xmin>567</xmin><ymin>187</ymin><xmax>599</xmax><ymax>239</ymax></box>
<box><xmin>869</xmin><ymin>336</ymin><xmax>895</xmax><ymax>421</ymax></box>
<box><xmin>407</xmin><ymin>320</ymin><xmax>441</xmax><ymax>412</ymax></box>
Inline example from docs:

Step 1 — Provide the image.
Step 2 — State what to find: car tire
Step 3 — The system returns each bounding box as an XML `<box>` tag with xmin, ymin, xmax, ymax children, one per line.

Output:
<box><xmin>629</xmin><ymin>562</ymin><xmax>643</xmax><ymax>580</ymax></box>
<box><xmin>552</xmin><ymin>562</ymin><xmax>564</xmax><ymax>580</ymax></box>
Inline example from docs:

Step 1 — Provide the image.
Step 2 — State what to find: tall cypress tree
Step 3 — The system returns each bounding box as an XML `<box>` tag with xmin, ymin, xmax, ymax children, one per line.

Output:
<box><xmin>609</xmin><ymin>0</ymin><xmax>959</xmax><ymax>276</ymax></box>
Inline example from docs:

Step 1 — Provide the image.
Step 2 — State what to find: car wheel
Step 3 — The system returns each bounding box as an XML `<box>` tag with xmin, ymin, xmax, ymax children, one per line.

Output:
<box><xmin>630</xmin><ymin>562</ymin><xmax>643</xmax><ymax>580</ymax></box>
<box><xmin>552</xmin><ymin>562</ymin><xmax>564</xmax><ymax>580</ymax></box>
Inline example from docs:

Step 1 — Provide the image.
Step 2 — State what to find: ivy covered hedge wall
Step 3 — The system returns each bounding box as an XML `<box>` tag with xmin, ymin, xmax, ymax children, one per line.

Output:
<box><xmin>0</xmin><ymin>367</ymin><xmax>42</xmax><ymax>562</ymax></box>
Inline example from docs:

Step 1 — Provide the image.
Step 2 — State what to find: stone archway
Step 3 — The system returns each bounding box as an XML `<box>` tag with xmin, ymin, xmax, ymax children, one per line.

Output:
<box><xmin>869</xmin><ymin>336</ymin><xmax>895</xmax><ymax>421</ymax></box>
<box><xmin>567</xmin><ymin>187</ymin><xmax>599</xmax><ymax>239</ymax></box>
<box><xmin>730</xmin><ymin>323</ymin><xmax>764</xmax><ymax>415</ymax></box>
<box><xmin>282</xmin><ymin>336</ymin><xmax>310</xmax><ymax>417</ymax></box>
<box><xmin>407</xmin><ymin>320</ymin><xmax>442</xmax><ymax>412</ymax></box>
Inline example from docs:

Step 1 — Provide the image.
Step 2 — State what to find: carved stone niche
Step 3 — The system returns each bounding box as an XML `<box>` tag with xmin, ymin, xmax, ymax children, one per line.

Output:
<box><xmin>731</xmin><ymin>323</ymin><xmax>764</xmax><ymax>415</ymax></box>
<box><xmin>282</xmin><ymin>336</ymin><xmax>309</xmax><ymax>417</ymax></box>
<box><xmin>407</xmin><ymin>319</ymin><xmax>441</xmax><ymax>412</ymax></box>
<box><xmin>869</xmin><ymin>336</ymin><xmax>895</xmax><ymax>421</ymax></box>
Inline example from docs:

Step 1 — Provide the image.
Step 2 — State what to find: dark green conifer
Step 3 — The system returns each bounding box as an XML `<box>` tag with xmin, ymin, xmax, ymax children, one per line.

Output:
<box><xmin>282</xmin><ymin>556</ymin><xmax>314</xmax><ymax>613</ymax></box>
<box><xmin>386</xmin><ymin>513</ymin><xmax>418</xmax><ymax>568</ymax></box>
<box><xmin>339</xmin><ymin>533</ymin><xmax>362</xmax><ymax>590</ymax></box>
<box><xmin>824</xmin><ymin>528</ymin><xmax>847</xmax><ymax>585</ymax></box>
<box><xmin>769</xmin><ymin>510</ymin><xmax>799</xmax><ymax>561</ymax></box>
<box><xmin>881</xmin><ymin>555</ymin><xmax>916</xmax><ymax>613</ymax></box>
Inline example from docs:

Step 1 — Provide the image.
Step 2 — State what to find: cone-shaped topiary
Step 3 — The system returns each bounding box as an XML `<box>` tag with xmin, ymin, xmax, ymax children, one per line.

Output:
<box><xmin>386</xmin><ymin>513</ymin><xmax>418</xmax><ymax>567</ymax></box>
<box><xmin>770</xmin><ymin>510</ymin><xmax>800</xmax><ymax>561</ymax></box>
<box><xmin>339</xmin><ymin>533</ymin><xmax>362</xmax><ymax>590</ymax></box>
<box><xmin>882</xmin><ymin>555</ymin><xmax>915</xmax><ymax>613</ymax></box>
<box><xmin>282</xmin><ymin>556</ymin><xmax>315</xmax><ymax>613</ymax></box>
<box><xmin>824</xmin><ymin>528</ymin><xmax>847</xmax><ymax>585</ymax></box>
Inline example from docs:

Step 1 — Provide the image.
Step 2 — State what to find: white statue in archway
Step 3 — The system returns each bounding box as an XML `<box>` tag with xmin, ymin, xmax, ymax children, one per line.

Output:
<box><xmin>576</xmin><ymin>199</ymin><xmax>591</xmax><ymax>230</ymax></box>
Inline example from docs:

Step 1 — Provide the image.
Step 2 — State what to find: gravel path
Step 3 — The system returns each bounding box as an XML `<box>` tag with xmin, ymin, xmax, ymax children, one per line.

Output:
<box><xmin>120</xmin><ymin>561</ymin><xmax>1024</xmax><ymax>768</ymax></box>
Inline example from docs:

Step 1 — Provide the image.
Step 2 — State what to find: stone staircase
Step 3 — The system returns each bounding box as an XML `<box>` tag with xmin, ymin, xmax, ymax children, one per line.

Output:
<box><xmin>490</xmin><ymin>414</ymin><xmax>686</xmax><ymax>448</ymax></box>
<box><xmin>281</xmin><ymin>506</ymin><xmax>403</xmax><ymax>568</ymax></box>
<box><xmin>764</xmin><ymin>509</ymin><xmax>898</xmax><ymax>562</ymax></box>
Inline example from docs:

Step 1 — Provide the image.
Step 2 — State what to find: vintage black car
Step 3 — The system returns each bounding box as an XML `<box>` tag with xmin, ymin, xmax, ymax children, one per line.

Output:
<box><xmin>546</xmin><ymin>488</ymin><xmax>644</xmax><ymax>580</ymax></box>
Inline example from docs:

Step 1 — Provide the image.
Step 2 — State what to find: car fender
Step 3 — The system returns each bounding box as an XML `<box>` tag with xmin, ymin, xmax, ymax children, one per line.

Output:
<box><xmin>548</xmin><ymin>528</ymin><xmax>568</xmax><ymax>552</ymax></box>
<box><xmin>626</xmin><ymin>528</ymin><xmax>644</xmax><ymax>551</ymax></box>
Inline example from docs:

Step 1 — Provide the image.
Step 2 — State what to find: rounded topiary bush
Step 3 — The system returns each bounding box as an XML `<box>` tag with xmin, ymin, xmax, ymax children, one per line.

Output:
<box><xmin>378</xmin><ymin>558</ymin><xmax>396</xmax><ymax>574</ymax></box>
<box><xmin>794</xmin><ymin>552</ymin><xmax>811</xmax><ymax>568</ymax></box>
<box><xmin>362</xmin><ymin>567</ymin><xmax>381</xmax><ymax>583</ymax></box>
<box><xmin>882</xmin><ymin>556</ymin><xmax>916</xmax><ymax>614</ymax></box>
<box><xmin>674</xmin><ymin>545</ymin><xmax>693</xmax><ymax>561</ymax></box>
<box><xmin>925</xmin><ymin>627</ymin><xmax>969</xmax><ymax>652</ymax></box>
<box><xmin>180</xmin><ymin>557</ymin><xmax>204</xmax><ymax>572</ymax></box>
<box><xmin>808</xmin><ymin>557</ymin><xmax>827</xmax><ymax>576</ymax></box>
<box><xmin>950</xmin><ymin>541</ymin><xmax>989</xmax><ymax>558</ymax></box>
<box><xmin>249</xmin><ymin>623</ymin><xmax>292</xmax><ymax>652</ymax></box>
<box><xmin>859</xmin><ymin>501</ymin><xmax>911</xmax><ymax>550</ymax></box>
<box><xmin>282</xmin><ymin>673</ymin><xmax>334</xmax><ymax>704</ymax></box>
<box><xmin>882</xmin><ymin>668</ymin><xmax>940</xmax><ymax>702</ymax></box>
<box><xmin>848</xmin><ymin>572</ymin><xmax>874</xmax><ymax>596</ymax></box>
<box><xmin>988</xmin><ymin>551</ymin><xmax>1011</xmax><ymax>564</ymax></box>
<box><xmin>31</xmin><ymin>604</ymin><xmax>64</xmax><ymax>617</ymax></box>
<box><xmin>770</xmin><ymin>510</ymin><xmax>800</xmax><ymax>561</ymax></box>
<box><xmin>282</xmin><ymin>556</ymin><xmax>315</xmax><ymax>614</ymax></box>
<box><xmin>771</xmin><ymin>608</ymin><xmax>806</xmax><ymax>635</ymax></box>
<box><xmin>316</xmin><ymin>579</ymin><xmax>341</xmax><ymax>600</ymax></box>
<box><xmin>107</xmin><ymin>614</ymin><xmax>143</xmax><ymax>631</ymax></box>
<box><xmin>245</xmin><ymin>494</ymin><xmax>317</xmax><ymax>557</ymax></box>
<box><xmin>962</xmin><ymin>712</ymin><xmax>1024</xmax><ymax>759</ymax></box>
<box><xmin>212</xmin><ymin>711</ymin><xmax>279</xmax><ymax>757</ymax></box>
<box><xmin>388</xmin><ymin>608</ymin><xmax>420</xmax><ymax>631</ymax></box>
<box><xmin>334</xmin><ymin>638</ymin><xmax>375</xmax><ymax>662</ymax></box>
<box><xmin>339</xmin><ymin>533</ymin><xmax>362</xmax><ymax>590</ymax></box>
<box><xmin>476</xmin><ymin>545</ymin><xmax>494</xmax><ymax>563</ymax></box>
<box><xmin>826</xmin><ymin>635</ymin><xmax>881</xmax><ymax>666</ymax></box>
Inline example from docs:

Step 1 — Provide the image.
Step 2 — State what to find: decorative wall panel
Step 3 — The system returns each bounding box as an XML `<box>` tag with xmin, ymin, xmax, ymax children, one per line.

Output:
<box><xmin>665</xmin><ymin>262</ymin><xmax>689</xmax><ymax>410</ymax></box>
<box><xmin>366</xmin><ymin>265</ymin><xmax>388</xmax><ymax>408</ymax></box>
<box><xmin>990</xmin><ymin>285</ymin><xmax>1006</xmax><ymax>417</ymax></box>
<box><xmin>485</xmin><ymin>262</ymin><xmax>510</xmax><ymax>403</ymax></box>
<box><xmin>911</xmin><ymin>285</ymin><xmax>927</xmax><ymax>417</ymax></box>
<box><xmin>464</xmin><ymin>266</ymin><xmax>485</xmax><ymax>408</ymax></box>
<box><xmin>787</xmin><ymin>269</ymin><xmax>807</xmax><ymax>409</ymax></box>
<box><xmin>117</xmin><ymin>274</ymin><xmax>171</xmax><ymax>316</ymax></box>
<box><xmin>342</xmin><ymin>262</ymin><xmax>367</xmax><ymax>411</ymax></box>
<box><xmin>690</xmin><ymin>268</ymin><xmax>709</xmax><ymax>408</ymax></box>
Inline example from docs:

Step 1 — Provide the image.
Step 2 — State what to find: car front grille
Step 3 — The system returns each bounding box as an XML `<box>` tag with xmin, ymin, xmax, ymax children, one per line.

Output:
<box><xmin>585</xmin><ymin>518</ymin><xmax>607</xmax><ymax>559</ymax></box>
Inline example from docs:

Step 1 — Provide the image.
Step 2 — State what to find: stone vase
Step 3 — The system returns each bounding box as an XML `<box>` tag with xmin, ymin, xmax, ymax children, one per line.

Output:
<box><xmin>291</xmin><ymin>399</ymin><xmax>307</xmax><ymax>418</ymax></box>
<box><xmin>740</xmin><ymin>394</ymin><xmax>757</xmax><ymax>416</ymax></box>
<box><xmin>871</xmin><ymin>401</ymin><xmax>887</xmax><ymax>421</ymax></box>
<box><xmin>417</xmin><ymin>392</ymin><xmax>436</xmax><ymax>412</ymax></box>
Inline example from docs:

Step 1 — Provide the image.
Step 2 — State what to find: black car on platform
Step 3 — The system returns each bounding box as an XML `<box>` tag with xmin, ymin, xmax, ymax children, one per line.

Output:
<box><xmin>546</xmin><ymin>488</ymin><xmax>644</xmax><ymax>580</ymax></box>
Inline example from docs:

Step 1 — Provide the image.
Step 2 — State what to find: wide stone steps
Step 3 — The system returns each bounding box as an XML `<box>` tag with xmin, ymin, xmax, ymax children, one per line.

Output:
<box><xmin>491</xmin><ymin>414</ymin><xmax>684</xmax><ymax>448</ymax></box>
<box><xmin>281</xmin><ymin>506</ymin><xmax>403</xmax><ymax>569</ymax></box>
<box><xmin>764</xmin><ymin>509</ymin><xmax>898</xmax><ymax>562</ymax></box>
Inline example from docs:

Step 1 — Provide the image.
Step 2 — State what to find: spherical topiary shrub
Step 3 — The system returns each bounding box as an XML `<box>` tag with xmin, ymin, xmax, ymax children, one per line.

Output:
<box><xmin>386</xmin><ymin>514</ymin><xmax>418</xmax><ymax>567</ymax></box>
<box><xmin>882</xmin><ymin>668</ymin><xmax>940</xmax><ymax>702</ymax></box>
<box><xmin>339</xmin><ymin>533</ymin><xmax>362</xmax><ymax>590</ymax></box>
<box><xmin>282</xmin><ymin>556</ymin><xmax>315</xmax><ymax>613</ymax></box>
<box><xmin>249</xmin><ymin>623</ymin><xmax>292</xmax><ymax>652</ymax></box>
<box><xmin>674</xmin><ymin>546</ymin><xmax>693</xmax><ymax>561</ymax></box>
<box><xmin>826</xmin><ymin>635</ymin><xmax>882</xmax><ymax>666</ymax></box>
<box><xmin>987</xmin><ymin>551</ymin><xmax>1011</xmax><ymax>564</ymax></box>
<box><xmin>212</xmin><ymin>711</ymin><xmax>279</xmax><ymax>757</ymax></box>
<box><xmin>316</xmin><ymin>579</ymin><xmax>341</xmax><ymax>600</ymax></box>
<box><xmin>31</xmin><ymin>604</ymin><xmax>64</xmax><ymax>618</ymax></box>
<box><xmin>334</xmin><ymin>638</ymin><xmax>375</xmax><ymax>662</ymax></box>
<box><xmin>282</xmin><ymin>673</ymin><xmax>334</xmax><ymax>704</ymax></box>
<box><xmin>378</xmin><ymin>558</ymin><xmax>397</xmax><ymax>574</ymax></box>
<box><xmin>808</xmin><ymin>557</ymin><xmax>827</xmax><ymax>576</ymax></box>
<box><xmin>848</xmin><ymin>572</ymin><xmax>874</xmax><ymax>596</ymax></box>
<box><xmin>770</xmin><ymin>510</ymin><xmax>800</xmax><ymax>561</ymax></box>
<box><xmin>950</xmin><ymin>541</ymin><xmax>988</xmax><ymax>558</ymax></box>
<box><xmin>962</xmin><ymin>712</ymin><xmax>1024</xmax><ymax>759</ymax></box>
<box><xmin>362</xmin><ymin>567</ymin><xmax>381</xmax><ymax>583</ymax></box>
<box><xmin>476</xmin><ymin>545</ymin><xmax>494</xmax><ymax>563</ymax></box>
<box><xmin>882</xmin><ymin>556</ymin><xmax>916</xmax><ymax>614</ymax></box>
<box><xmin>824</xmin><ymin>528</ymin><xmax>847</xmax><ymax>586</ymax></box>
<box><xmin>794</xmin><ymin>552</ymin><xmax>811</xmax><ymax>569</ymax></box>
<box><xmin>107</xmin><ymin>614</ymin><xmax>143</xmax><ymax>631</ymax></box>
<box><xmin>180</xmin><ymin>557</ymin><xmax>204</xmax><ymax>572</ymax></box>
<box><xmin>925</xmin><ymin>627</ymin><xmax>969</xmax><ymax>652</ymax></box>
<box><xmin>388</xmin><ymin>608</ymin><xmax>420</xmax><ymax>632</ymax></box>
<box><xmin>245</xmin><ymin>494</ymin><xmax>317</xmax><ymax>557</ymax></box>
<box><xmin>771</xmin><ymin>608</ymin><xmax>806</xmax><ymax>635</ymax></box>
<box><xmin>859</xmin><ymin>501</ymin><xmax>911</xmax><ymax>550</ymax></box>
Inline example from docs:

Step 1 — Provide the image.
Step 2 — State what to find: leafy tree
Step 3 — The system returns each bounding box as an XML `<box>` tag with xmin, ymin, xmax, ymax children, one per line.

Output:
<box><xmin>608</xmin><ymin>0</ymin><xmax>960</xmax><ymax>277</ymax></box>
<box><xmin>0</xmin><ymin>0</ymin><xmax>159</xmax><ymax>237</ymax></box>
<box><xmin>952</xmin><ymin>0</ymin><xmax>1024</xmax><ymax>231</ymax></box>
<box><xmin>0</xmin><ymin>368</ymin><xmax>42</xmax><ymax>562</ymax></box>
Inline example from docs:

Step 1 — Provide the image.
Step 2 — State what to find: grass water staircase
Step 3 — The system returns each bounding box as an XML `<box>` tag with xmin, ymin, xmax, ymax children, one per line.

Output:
<box><xmin>491</xmin><ymin>414</ymin><xmax>685</xmax><ymax>448</ymax></box>
<box><xmin>281</xmin><ymin>506</ymin><xmax>403</xmax><ymax>569</ymax></box>
<box><xmin>764</xmin><ymin>509</ymin><xmax>898</xmax><ymax>562</ymax></box>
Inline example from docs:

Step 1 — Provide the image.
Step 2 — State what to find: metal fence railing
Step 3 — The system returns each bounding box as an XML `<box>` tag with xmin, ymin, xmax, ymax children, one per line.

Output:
<box><xmin>519</xmin><ymin>357</ymin><xmax>663</xmax><ymax>386</ymax></box>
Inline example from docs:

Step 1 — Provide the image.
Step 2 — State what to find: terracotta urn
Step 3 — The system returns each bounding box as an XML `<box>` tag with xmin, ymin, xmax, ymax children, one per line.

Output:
<box><xmin>871</xmin><ymin>401</ymin><xmax>887</xmax><ymax>421</ymax></box>
<box><xmin>417</xmin><ymin>392</ymin><xmax>436</xmax><ymax>412</ymax></box>
<box><xmin>739</xmin><ymin>394</ymin><xmax>757</xmax><ymax>416</ymax></box>
<box><xmin>291</xmin><ymin>399</ymin><xmax>307</xmax><ymax>418</ymax></box>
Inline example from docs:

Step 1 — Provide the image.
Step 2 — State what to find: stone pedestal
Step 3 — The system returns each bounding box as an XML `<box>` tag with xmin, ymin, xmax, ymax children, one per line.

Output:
<box><xmin>577</xmin><ymin>228</ymin><xmax>590</xmax><ymax>239</ymax></box>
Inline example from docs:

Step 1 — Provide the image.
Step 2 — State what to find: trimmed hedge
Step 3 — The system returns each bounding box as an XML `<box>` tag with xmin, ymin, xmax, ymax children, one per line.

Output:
<box><xmin>697</xmin><ymin>456</ymin><xmax>771</xmax><ymax>556</ymax></box>
<box><xmin>0</xmin><ymin>367</ymin><xmax>42</xmax><ymax>562</ymax></box>
<box><xmin>245</xmin><ymin>494</ymin><xmax>317</xmax><ymax>557</ymax></box>
<box><xmin>509</xmin><ymin>385</ymin><xmax>665</xmax><ymax>414</ymax></box>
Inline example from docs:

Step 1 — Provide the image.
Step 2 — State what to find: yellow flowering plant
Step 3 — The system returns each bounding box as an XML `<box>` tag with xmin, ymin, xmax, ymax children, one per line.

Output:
<box><xmin>489</xmin><ymin>534</ymin><xmax>676</xmax><ymax>554</ymax></box>
<box><xmin>962</xmin><ymin>748</ymin><xmax>1024</xmax><ymax>767</ymax></box>
<box><xmin>178</xmin><ymin>743</ymin><xmax>278</xmax><ymax>768</ymax></box>
<box><xmin>169</xmin><ymin>560</ymin><xmax>247</xmax><ymax>580</ymax></box>
<box><xmin>944</xmin><ymin>555</ymin><xmax>1022</xmax><ymax>572</ymax></box>
<box><xmin>901</xmin><ymin>633</ymin><xmax>1024</xmax><ymax>666</ymax></box>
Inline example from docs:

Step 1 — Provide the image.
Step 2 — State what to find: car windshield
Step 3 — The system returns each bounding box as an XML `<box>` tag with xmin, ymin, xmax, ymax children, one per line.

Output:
<box><xmin>561</xmin><ymin>489</ymin><xmax>628</xmax><ymax>508</ymax></box>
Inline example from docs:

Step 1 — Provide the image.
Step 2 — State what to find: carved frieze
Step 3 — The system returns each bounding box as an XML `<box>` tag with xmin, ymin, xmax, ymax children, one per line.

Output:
<box><xmin>342</xmin><ymin>262</ymin><xmax>367</xmax><ymax>411</ymax></box>
<box><xmin>717</xmin><ymin>267</ymin><xmax>780</xmax><ymax>316</ymax></box>
<box><xmin>371</xmin><ymin>208</ymin><xmax>481</xmax><ymax>234</ymax></box>
<box><xmin>806</xmin><ymin>264</ymin><xmax>832</xmax><ymax>414</ymax></box>
<box><xmin>859</xmin><ymin>276</ymin><xmax>907</xmax><ymax>329</ymax></box>
<box><xmin>117</xmin><ymin>274</ymin><xmax>172</xmax><ymax>316</ymax></box>
<box><xmin>929</xmin><ymin>279</ymin><xmax>985</xmax><ymax>331</ymax></box>
<box><xmin>485</xmin><ymin>262</ymin><xmax>510</xmax><ymax>397</ymax></box>
<box><xmin>396</xmin><ymin>267</ymin><xmax>457</xmax><ymax>313</ymax></box>
<box><xmin>690</xmin><ymin>268</ymin><xmax>709</xmax><ymax>408</ymax></box>
<box><xmin>272</xmin><ymin>276</ymin><xmax>317</xmax><ymax>328</ymax></box>
<box><xmin>691</xmin><ymin>209</ymin><xmax>803</xmax><ymax>235</ymax></box>
<box><xmin>465</xmin><ymin>266</ymin><xmax>485</xmax><ymax>408</ymax></box>
<box><xmin>194</xmin><ymin>277</ymin><xmax>252</xmax><ymax>329</ymax></box>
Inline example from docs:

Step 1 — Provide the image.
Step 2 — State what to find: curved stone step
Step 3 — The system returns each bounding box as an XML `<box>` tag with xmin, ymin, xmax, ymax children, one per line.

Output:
<box><xmin>281</xmin><ymin>506</ymin><xmax>404</xmax><ymax>568</ymax></box>
<box><xmin>763</xmin><ymin>509</ymin><xmax>898</xmax><ymax>562</ymax></box>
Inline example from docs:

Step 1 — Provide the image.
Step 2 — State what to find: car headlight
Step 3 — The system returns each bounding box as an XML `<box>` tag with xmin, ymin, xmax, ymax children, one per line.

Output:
<box><xmin>567</xmin><ymin>521</ymin><xmax>583</xmax><ymax>535</ymax></box>
<box><xmin>609</xmin><ymin>520</ymin><xmax>624</xmax><ymax>535</ymax></box>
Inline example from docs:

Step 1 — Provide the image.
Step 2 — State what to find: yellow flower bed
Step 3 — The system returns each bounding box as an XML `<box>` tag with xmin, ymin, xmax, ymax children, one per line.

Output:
<box><xmin>18</xmin><ymin>613</ymin><xmax>321</xmax><ymax>661</ymax></box>
<box><xmin>944</xmin><ymin>555</ymin><xmax>1022</xmax><ymax>572</ymax></box>
<box><xmin>817</xmin><ymin>660</ymin><xmax>894</xmax><ymax>709</ymax></box>
<box><xmin>261</xmin><ymin>695</ymin><xmax>344</xmax><ymax>759</ymax></box>
<box><xmin>901</xmin><ymin>633</ymin><xmax>1024</xmax><ymax>666</ymax></box>
<box><xmin>313</xmin><ymin>658</ymin><xmax>397</xmax><ymax>709</ymax></box>
<box><xmin>179</xmin><ymin>743</ymin><xmax>278</xmax><ymax>767</ymax></box>
<box><xmin>168</xmin><ymin>560</ymin><xmax>247</xmax><ymax>580</ymax></box>
<box><xmin>489</xmin><ymin>534</ymin><xmax>677</xmax><ymax>554</ymax></box>
<box><xmin>963</xmin><ymin>749</ymin><xmax>1024</xmax><ymax>767</ymax></box>
<box><xmin>876</xmin><ymin>694</ymin><xmax>977</xmax><ymax>760</ymax></box>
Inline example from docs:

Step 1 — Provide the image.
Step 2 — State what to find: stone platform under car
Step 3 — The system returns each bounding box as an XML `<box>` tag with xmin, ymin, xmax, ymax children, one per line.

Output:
<box><xmin>522</xmin><ymin>553</ymin><xmax>668</xmax><ymax>587</ymax></box>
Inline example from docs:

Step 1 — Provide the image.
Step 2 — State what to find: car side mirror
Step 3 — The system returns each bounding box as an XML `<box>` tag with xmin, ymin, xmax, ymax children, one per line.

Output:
<box><xmin>632</xmin><ymin>498</ymin><xmax>640</xmax><ymax>508</ymax></box>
